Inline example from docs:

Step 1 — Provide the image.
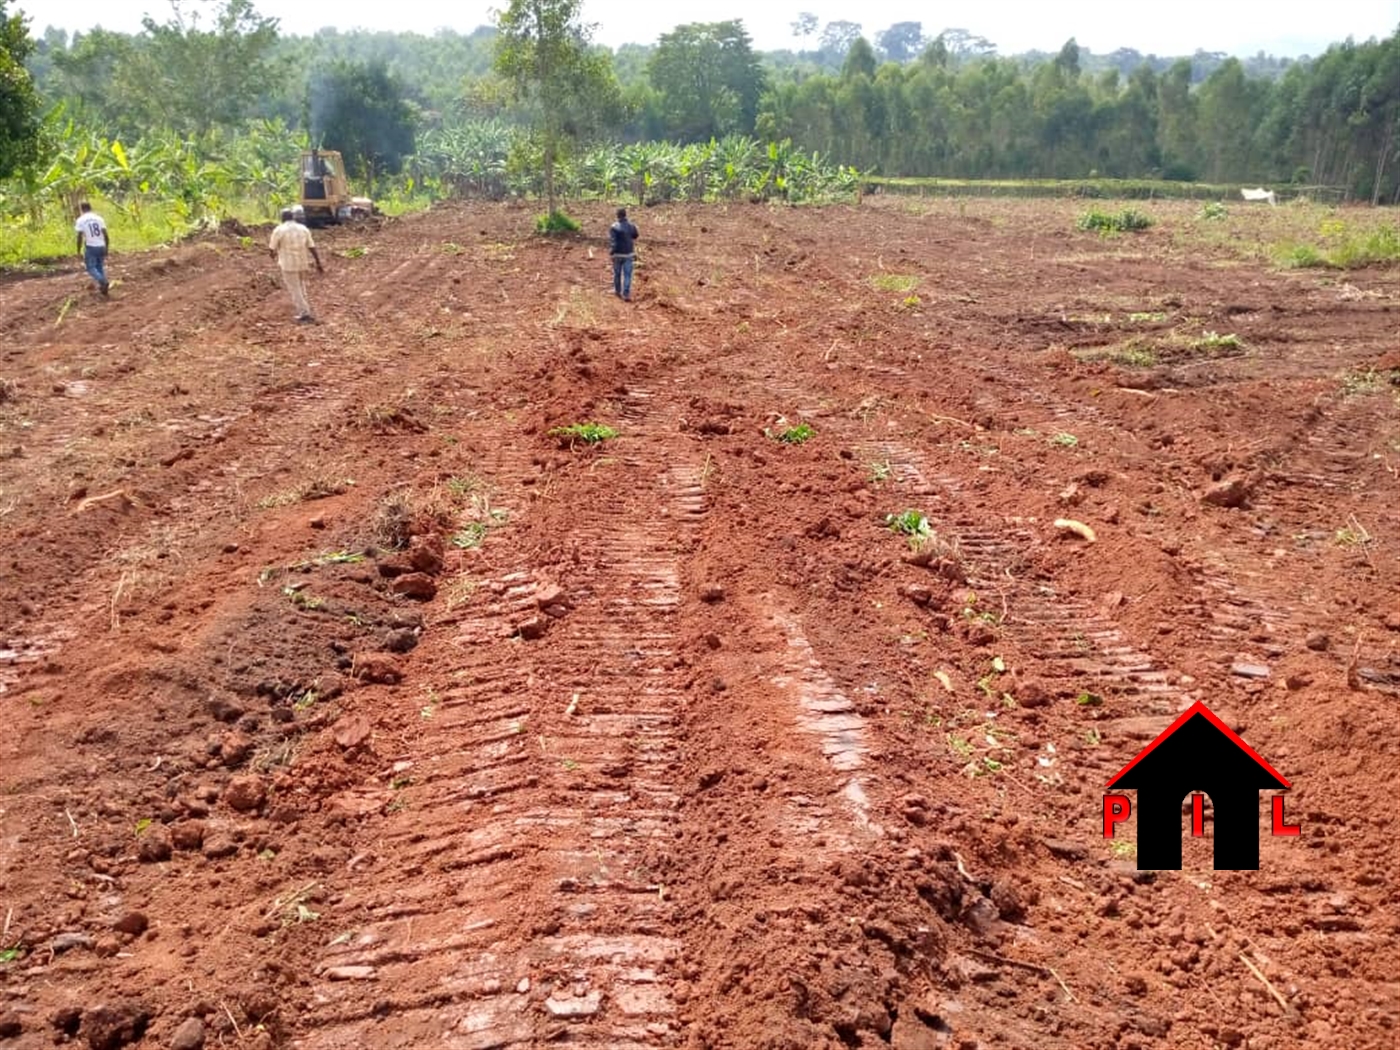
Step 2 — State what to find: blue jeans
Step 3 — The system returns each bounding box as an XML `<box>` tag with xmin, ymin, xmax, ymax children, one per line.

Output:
<box><xmin>84</xmin><ymin>245</ymin><xmax>108</xmax><ymax>287</ymax></box>
<box><xmin>612</xmin><ymin>255</ymin><xmax>633</xmax><ymax>298</ymax></box>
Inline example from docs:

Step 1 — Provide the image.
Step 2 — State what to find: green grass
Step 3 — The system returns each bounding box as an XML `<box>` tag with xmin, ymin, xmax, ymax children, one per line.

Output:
<box><xmin>452</xmin><ymin>522</ymin><xmax>489</xmax><ymax>549</ymax></box>
<box><xmin>1077</xmin><ymin>209</ymin><xmax>1153</xmax><ymax>233</ymax></box>
<box><xmin>1190</xmin><ymin>331</ymin><xmax>1242</xmax><ymax>352</ymax></box>
<box><xmin>550</xmin><ymin>422</ymin><xmax>617</xmax><ymax>444</ymax></box>
<box><xmin>1277</xmin><ymin>223</ymin><xmax>1400</xmax><ymax>270</ymax></box>
<box><xmin>1049</xmin><ymin>432</ymin><xmax>1080</xmax><ymax>448</ymax></box>
<box><xmin>771</xmin><ymin>423</ymin><xmax>814</xmax><ymax>444</ymax></box>
<box><xmin>1199</xmin><ymin>201</ymin><xmax>1228</xmax><ymax>221</ymax></box>
<box><xmin>885</xmin><ymin>509</ymin><xmax>932</xmax><ymax>538</ymax></box>
<box><xmin>869</xmin><ymin>273</ymin><xmax>919</xmax><ymax>293</ymax></box>
<box><xmin>536</xmin><ymin>210</ymin><xmax>581</xmax><ymax>234</ymax></box>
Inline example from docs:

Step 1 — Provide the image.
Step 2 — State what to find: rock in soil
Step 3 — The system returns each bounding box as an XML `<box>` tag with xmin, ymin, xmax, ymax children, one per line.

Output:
<box><xmin>82</xmin><ymin>1004</ymin><xmax>150</xmax><ymax>1050</ymax></box>
<box><xmin>223</xmin><ymin>775</ymin><xmax>267</xmax><ymax>813</ymax></box>
<box><xmin>0</xmin><ymin>1012</ymin><xmax>21</xmax><ymax>1039</ymax></box>
<box><xmin>1305</xmin><ymin>632</ymin><xmax>1331</xmax><ymax>652</ymax></box>
<box><xmin>699</xmin><ymin>584</ymin><xmax>726</xmax><ymax>603</ymax></box>
<box><xmin>324</xmin><ymin>966</ymin><xmax>377</xmax><ymax>981</ymax></box>
<box><xmin>389</xmin><ymin>573</ymin><xmax>438</xmax><ymax>601</ymax></box>
<box><xmin>169</xmin><ymin>1017</ymin><xmax>205</xmax><ymax>1050</ymax></box>
<box><xmin>137</xmin><ymin>826</ymin><xmax>173</xmax><ymax>863</ymax></box>
<box><xmin>53</xmin><ymin>932</ymin><xmax>95</xmax><ymax>953</ymax></box>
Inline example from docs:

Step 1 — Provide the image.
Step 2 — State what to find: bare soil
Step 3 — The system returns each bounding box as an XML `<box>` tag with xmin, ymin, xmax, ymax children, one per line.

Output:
<box><xmin>2</xmin><ymin>198</ymin><xmax>1399</xmax><ymax>1050</ymax></box>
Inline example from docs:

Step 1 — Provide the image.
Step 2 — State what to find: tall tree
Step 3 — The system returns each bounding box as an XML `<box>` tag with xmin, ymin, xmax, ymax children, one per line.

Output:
<box><xmin>647</xmin><ymin>21</ymin><xmax>765</xmax><ymax>141</ymax></box>
<box><xmin>493</xmin><ymin>0</ymin><xmax>620</xmax><ymax>218</ymax></box>
<box><xmin>790</xmin><ymin>13</ymin><xmax>818</xmax><ymax>41</ymax></box>
<box><xmin>308</xmin><ymin>59</ymin><xmax>416</xmax><ymax>190</ymax></box>
<box><xmin>877</xmin><ymin>22</ymin><xmax>924</xmax><ymax>63</ymax></box>
<box><xmin>128</xmin><ymin>0</ymin><xmax>282</xmax><ymax>133</ymax></box>
<box><xmin>841</xmin><ymin>37</ymin><xmax>878</xmax><ymax>81</ymax></box>
<box><xmin>818</xmin><ymin>21</ymin><xmax>863</xmax><ymax>64</ymax></box>
<box><xmin>0</xmin><ymin>0</ymin><xmax>40</xmax><ymax>178</ymax></box>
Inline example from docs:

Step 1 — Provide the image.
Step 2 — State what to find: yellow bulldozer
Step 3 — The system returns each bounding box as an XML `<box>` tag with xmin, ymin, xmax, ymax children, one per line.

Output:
<box><xmin>298</xmin><ymin>149</ymin><xmax>375</xmax><ymax>227</ymax></box>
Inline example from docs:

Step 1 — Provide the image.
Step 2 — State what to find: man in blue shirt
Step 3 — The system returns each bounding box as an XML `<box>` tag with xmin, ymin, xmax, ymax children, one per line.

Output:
<box><xmin>608</xmin><ymin>208</ymin><xmax>639</xmax><ymax>302</ymax></box>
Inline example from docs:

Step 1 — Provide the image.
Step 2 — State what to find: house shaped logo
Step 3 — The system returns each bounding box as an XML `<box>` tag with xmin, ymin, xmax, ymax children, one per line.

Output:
<box><xmin>1103</xmin><ymin>701</ymin><xmax>1300</xmax><ymax>870</ymax></box>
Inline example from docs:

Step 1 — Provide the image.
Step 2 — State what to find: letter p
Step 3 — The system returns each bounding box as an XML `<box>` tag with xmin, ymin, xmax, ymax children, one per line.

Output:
<box><xmin>1103</xmin><ymin>794</ymin><xmax>1131</xmax><ymax>838</ymax></box>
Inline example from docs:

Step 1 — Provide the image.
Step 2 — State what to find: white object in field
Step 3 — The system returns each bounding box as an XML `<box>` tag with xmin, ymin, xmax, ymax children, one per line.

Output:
<box><xmin>1240</xmin><ymin>187</ymin><xmax>1277</xmax><ymax>205</ymax></box>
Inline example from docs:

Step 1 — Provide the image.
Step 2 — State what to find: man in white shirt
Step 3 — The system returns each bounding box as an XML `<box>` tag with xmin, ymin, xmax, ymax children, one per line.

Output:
<box><xmin>74</xmin><ymin>202</ymin><xmax>110</xmax><ymax>296</ymax></box>
<box><xmin>268</xmin><ymin>207</ymin><xmax>324</xmax><ymax>323</ymax></box>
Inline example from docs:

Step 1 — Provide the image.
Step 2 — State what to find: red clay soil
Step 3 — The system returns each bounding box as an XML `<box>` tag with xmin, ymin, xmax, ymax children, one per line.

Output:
<box><xmin>2</xmin><ymin>198</ymin><xmax>1399</xmax><ymax>1050</ymax></box>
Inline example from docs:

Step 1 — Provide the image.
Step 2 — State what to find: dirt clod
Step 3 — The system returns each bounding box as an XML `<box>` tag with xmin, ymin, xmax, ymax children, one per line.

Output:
<box><xmin>384</xmin><ymin>628</ymin><xmax>418</xmax><ymax>653</ymax></box>
<box><xmin>333</xmin><ymin>716</ymin><xmax>373</xmax><ymax>751</ymax></box>
<box><xmin>169</xmin><ymin>1017</ymin><xmax>206</xmax><ymax>1050</ymax></box>
<box><xmin>407</xmin><ymin>535</ymin><xmax>445</xmax><ymax>576</ymax></box>
<box><xmin>81</xmin><ymin>1004</ymin><xmax>150</xmax><ymax>1050</ymax></box>
<box><xmin>219</xmin><ymin>731</ymin><xmax>254</xmax><ymax>767</ymax></box>
<box><xmin>1201</xmin><ymin>475</ymin><xmax>1253</xmax><ymax>508</ymax></box>
<box><xmin>390</xmin><ymin>573</ymin><xmax>438</xmax><ymax>601</ymax></box>
<box><xmin>223</xmin><ymin>775</ymin><xmax>267</xmax><ymax>813</ymax></box>
<box><xmin>112</xmin><ymin>912</ymin><xmax>149</xmax><ymax>937</ymax></box>
<box><xmin>0</xmin><ymin>1013</ymin><xmax>21</xmax><ymax>1039</ymax></box>
<box><xmin>699</xmin><ymin>584</ymin><xmax>726</xmax><ymax>603</ymax></box>
<box><xmin>517</xmin><ymin>616</ymin><xmax>548</xmax><ymax>641</ymax></box>
<box><xmin>137</xmin><ymin>827</ymin><xmax>173</xmax><ymax>864</ymax></box>
<box><xmin>352</xmin><ymin>653</ymin><xmax>403</xmax><ymax>684</ymax></box>
<box><xmin>171</xmin><ymin>821</ymin><xmax>205</xmax><ymax>851</ymax></box>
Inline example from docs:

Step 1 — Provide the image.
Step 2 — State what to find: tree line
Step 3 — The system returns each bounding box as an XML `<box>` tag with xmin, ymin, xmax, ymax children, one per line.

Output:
<box><xmin>5</xmin><ymin>0</ymin><xmax>1400</xmax><ymax>203</ymax></box>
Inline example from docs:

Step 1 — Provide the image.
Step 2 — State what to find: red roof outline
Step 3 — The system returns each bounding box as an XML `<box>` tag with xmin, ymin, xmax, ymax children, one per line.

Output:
<box><xmin>1106</xmin><ymin>700</ymin><xmax>1290</xmax><ymax>789</ymax></box>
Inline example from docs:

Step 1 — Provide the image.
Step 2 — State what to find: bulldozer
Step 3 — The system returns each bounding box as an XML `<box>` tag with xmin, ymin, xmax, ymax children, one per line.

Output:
<box><xmin>298</xmin><ymin>149</ymin><xmax>375</xmax><ymax>227</ymax></box>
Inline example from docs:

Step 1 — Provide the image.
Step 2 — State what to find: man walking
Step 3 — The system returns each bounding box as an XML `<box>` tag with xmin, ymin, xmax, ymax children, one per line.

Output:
<box><xmin>608</xmin><ymin>207</ymin><xmax>639</xmax><ymax>302</ymax></box>
<box><xmin>268</xmin><ymin>207</ymin><xmax>323</xmax><ymax>323</ymax></box>
<box><xmin>74</xmin><ymin>202</ymin><xmax>110</xmax><ymax>296</ymax></box>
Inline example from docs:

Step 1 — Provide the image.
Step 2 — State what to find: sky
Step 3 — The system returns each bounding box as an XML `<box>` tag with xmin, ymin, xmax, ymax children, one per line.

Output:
<box><xmin>34</xmin><ymin>0</ymin><xmax>1400</xmax><ymax>57</ymax></box>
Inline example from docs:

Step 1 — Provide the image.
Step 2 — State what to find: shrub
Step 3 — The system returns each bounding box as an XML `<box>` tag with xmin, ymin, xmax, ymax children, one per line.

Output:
<box><xmin>1077</xmin><ymin>209</ymin><xmax>1153</xmax><ymax>233</ymax></box>
<box><xmin>535</xmin><ymin>210</ymin><xmax>581</xmax><ymax>234</ymax></box>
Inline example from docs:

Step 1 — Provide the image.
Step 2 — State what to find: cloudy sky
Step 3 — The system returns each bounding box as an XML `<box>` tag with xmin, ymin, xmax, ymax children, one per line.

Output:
<box><xmin>35</xmin><ymin>0</ymin><xmax>1399</xmax><ymax>56</ymax></box>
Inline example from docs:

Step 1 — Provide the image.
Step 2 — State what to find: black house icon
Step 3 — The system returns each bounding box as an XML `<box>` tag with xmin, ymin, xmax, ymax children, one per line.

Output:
<box><xmin>1106</xmin><ymin>701</ymin><xmax>1290</xmax><ymax>870</ymax></box>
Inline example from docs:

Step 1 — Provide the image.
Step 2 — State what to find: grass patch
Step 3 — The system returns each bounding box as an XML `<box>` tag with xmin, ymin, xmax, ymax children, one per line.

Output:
<box><xmin>550</xmin><ymin>422</ymin><xmax>617</xmax><ymax>445</ymax></box>
<box><xmin>886</xmin><ymin>509</ymin><xmax>933</xmax><ymax>539</ymax></box>
<box><xmin>1199</xmin><ymin>201</ymin><xmax>1228</xmax><ymax>221</ymax></box>
<box><xmin>769</xmin><ymin>423</ymin><xmax>814</xmax><ymax>444</ymax></box>
<box><xmin>1077</xmin><ymin>209</ymin><xmax>1153</xmax><ymax>233</ymax></box>
<box><xmin>536</xmin><ymin>210</ymin><xmax>581</xmax><ymax>234</ymax></box>
<box><xmin>1190</xmin><ymin>331</ymin><xmax>1242</xmax><ymax>352</ymax></box>
<box><xmin>1049</xmin><ymin>432</ymin><xmax>1080</xmax><ymax>448</ymax></box>
<box><xmin>1278</xmin><ymin>224</ymin><xmax>1400</xmax><ymax>270</ymax></box>
<box><xmin>257</xmin><ymin>476</ymin><xmax>355</xmax><ymax>509</ymax></box>
<box><xmin>869</xmin><ymin>273</ymin><xmax>919</xmax><ymax>293</ymax></box>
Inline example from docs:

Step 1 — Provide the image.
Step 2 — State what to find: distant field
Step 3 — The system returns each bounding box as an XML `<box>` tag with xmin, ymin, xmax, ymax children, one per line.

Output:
<box><xmin>864</xmin><ymin>175</ymin><xmax>1347</xmax><ymax>203</ymax></box>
